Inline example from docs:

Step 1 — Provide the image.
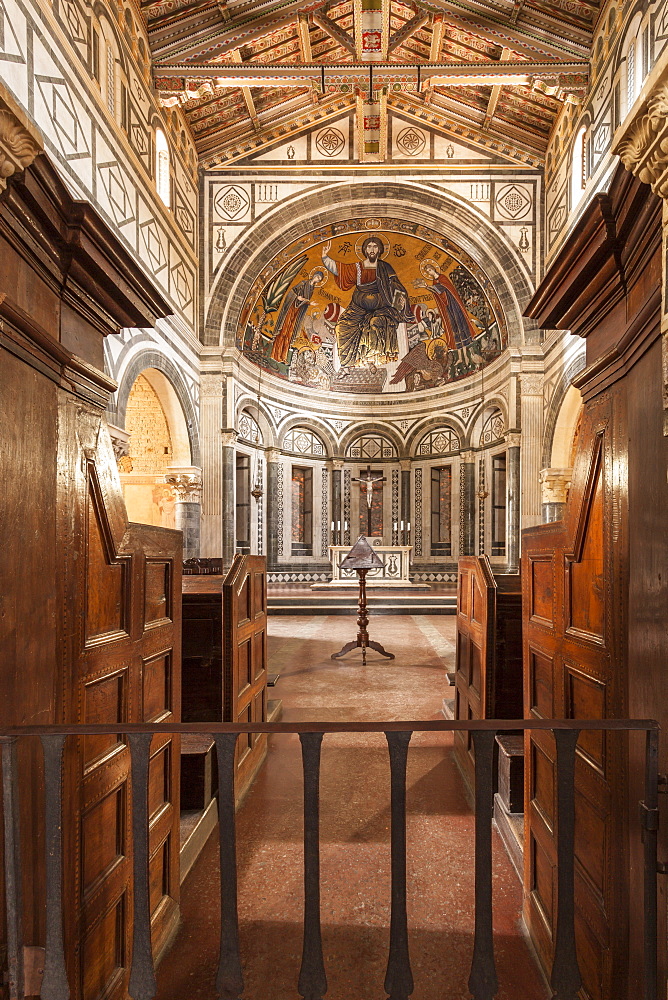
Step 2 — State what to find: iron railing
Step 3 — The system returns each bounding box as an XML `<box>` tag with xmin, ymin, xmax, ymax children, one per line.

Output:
<box><xmin>0</xmin><ymin>719</ymin><xmax>660</xmax><ymax>1000</ymax></box>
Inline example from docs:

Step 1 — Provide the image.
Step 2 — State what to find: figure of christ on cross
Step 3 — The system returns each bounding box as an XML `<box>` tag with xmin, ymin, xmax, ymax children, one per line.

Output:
<box><xmin>350</xmin><ymin>465</ymin><xmax>386</xmax><ymax>537</ymax></box>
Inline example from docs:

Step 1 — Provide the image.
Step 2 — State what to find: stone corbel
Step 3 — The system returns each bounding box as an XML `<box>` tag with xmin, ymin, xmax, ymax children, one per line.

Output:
<box><xmin>613</xmin><ymin>56</ymin><xmax>668</xmax><ymax>199</ymax></box>
<box><xmin>613</xmin><ymin>51</ymin><xmax>668</xmax><ymax>435</ymax></box>
<box><xmin>0</xmin><ymin>82</ymin><xmax>44</xmax><ymax>195</ymax></box>
<box><xmin>107</xmin><ymin>423</ymin><xmax>131</xmax><ymax>462</ymax></box>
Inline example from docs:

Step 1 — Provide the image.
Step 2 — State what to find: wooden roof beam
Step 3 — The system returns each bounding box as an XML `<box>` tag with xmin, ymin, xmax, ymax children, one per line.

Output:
<box><xmin>311</xmin><ymin>9</ymin><xmax>357</xmax><ymax>55</ymax></box>
<box><xmin>232</xmin><ymin>48</ymin><xmax>260</xmax><ymax>129</ymax></box>
<box><xmin>387</xmin><ymin>9</ymin><xmax>430</xmax><ymax>54</ymax></box>
<box><xmin>483</xmin><ymin>45</ymin><xmax>511</xmax><ymax>128</ymax></box>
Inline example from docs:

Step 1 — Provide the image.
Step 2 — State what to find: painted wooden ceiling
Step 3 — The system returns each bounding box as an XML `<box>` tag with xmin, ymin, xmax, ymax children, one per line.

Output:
<box><xmin>146</xmin><ymin>0</ymin><xmax>593</xmax><ymax>165</ymax></box>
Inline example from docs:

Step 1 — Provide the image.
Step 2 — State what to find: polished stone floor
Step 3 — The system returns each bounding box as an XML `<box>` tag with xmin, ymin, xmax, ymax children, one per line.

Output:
<box><xmin>156</xmin><ymin>615</ymin><xmax>548</xmax><ymax>1000</ymax></box>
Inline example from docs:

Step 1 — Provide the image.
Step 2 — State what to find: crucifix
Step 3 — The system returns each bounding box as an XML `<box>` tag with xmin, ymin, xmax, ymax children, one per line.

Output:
<box><xmin>350</xmin><ymin>465</ymin><xmax>386</xmax><ymax>537</ymax></box>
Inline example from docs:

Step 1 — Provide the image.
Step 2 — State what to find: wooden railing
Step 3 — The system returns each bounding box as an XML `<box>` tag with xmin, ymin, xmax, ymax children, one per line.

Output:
<box><xmin>0</xmin><ymin>719</ymin><xmax>660</xmax><ymax>1000</ymax></box>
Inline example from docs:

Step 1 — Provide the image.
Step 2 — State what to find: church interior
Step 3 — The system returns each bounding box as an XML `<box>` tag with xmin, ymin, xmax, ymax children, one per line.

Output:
<box><xmin>1</xmin><ymin>0</ymin><xmax>668</xmax><ymax>992</ymax></box>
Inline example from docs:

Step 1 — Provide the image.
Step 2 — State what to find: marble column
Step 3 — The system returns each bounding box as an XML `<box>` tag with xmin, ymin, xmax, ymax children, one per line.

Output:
<box><xmin>400</xmin><ymin>460</ymin><xmax>411</xmax><ymax>545</ymax></box>
<box><xmin>519</xmin><ymin>372</ymin><xmax>544</xmax><ymax>530</ymax></box>
<box><xmin>165</xmin><ymin>469</ymin><xmax>202</xmax><ymax>559</ymax></box>
<box><xmin>331</xmin><ymin>458</ymin><xmax>343</xmax><ymax>544</ymax></box>
<box><xmin>459</xmin><ymin>450</ymin><xmax>476</xmax><ymax>556</ymax></box>
<box><xmin>507</xmin><ymin>434</ymin><xmax>521</xmax><ymax>574</ymax></box>
<box><xmin>199</xmin><ymin>374</ymin><xmax>224</xmax><ymax>556</ymax></box>
<box><xmin>266</xmin><ymin>448</ymin><xmax>282</xmax><ymax>571</ymax></box>
<box><xmin>221</xmin><ymin>430</ymin><xmax>236</xmax><ymax>570</ymax></box>
<box><xmin>540</xmin><ymin>467</ymin><xmax>572</xmax><ymax>523</ymax></box>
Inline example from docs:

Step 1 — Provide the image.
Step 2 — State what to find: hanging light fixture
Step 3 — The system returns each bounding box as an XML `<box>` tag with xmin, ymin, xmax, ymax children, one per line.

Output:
<box><xmin>476</xmin><ymin>364</ymin><xmax>489</xmax><ymax>501</ymax></box>
<box><xmin>251</xmin><ymin>369</ymin><xmax>264</xmax><ymax>501</ymax></box>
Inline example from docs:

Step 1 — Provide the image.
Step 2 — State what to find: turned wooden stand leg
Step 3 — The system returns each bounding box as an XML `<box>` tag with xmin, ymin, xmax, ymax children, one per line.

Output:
<box><xmin>331</xmin><ymin>568</ymin><xmax>395</xmax><ymax>663</ymax></box>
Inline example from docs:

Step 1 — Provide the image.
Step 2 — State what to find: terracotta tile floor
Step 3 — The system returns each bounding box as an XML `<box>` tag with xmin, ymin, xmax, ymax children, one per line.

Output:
<box><xmin>157</xmin><ymin>615</ymin><xmax>549</xmax><ymax>1000</ymax></box>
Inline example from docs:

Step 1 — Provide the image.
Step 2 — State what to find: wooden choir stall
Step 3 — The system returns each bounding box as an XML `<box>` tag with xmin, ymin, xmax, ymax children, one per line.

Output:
<box><xmin>522</xmin><ymin>164</ymin><xmax>668</xmax><ymax>998</ymax></box>
<box><xmin>181</xmin><ymin>555</ymin><xmax>272</xmax><ymax>806</ymax></box>
<box><xmin>0</xmin><ymin>145</ymin><xmax>182</xmax><ymax>1000</ymax></box>
<box><xmin>453</xmin><ymin>556</ymin><xmax>523</xmax><ymax>870</ymax></box>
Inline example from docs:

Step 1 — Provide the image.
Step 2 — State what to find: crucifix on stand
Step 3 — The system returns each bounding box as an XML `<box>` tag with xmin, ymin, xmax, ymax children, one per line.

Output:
<box><xmin>350</xmin><ymin>465</ymin><xmax>386</xmax><ymax>537</ymax></box>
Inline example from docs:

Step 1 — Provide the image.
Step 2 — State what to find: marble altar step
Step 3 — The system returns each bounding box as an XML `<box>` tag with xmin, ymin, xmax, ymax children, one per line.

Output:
<box><xmin>267</xmin><ymin>593</ymin><xmax>457</xmax><ymax>616</ymax></box>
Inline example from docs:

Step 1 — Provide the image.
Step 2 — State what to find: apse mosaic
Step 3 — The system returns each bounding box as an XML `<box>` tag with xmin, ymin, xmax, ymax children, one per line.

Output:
<box><xmin>238</xmin><ymin>219</ymin><xmax>506</xmax><ymax>394</ymax></box>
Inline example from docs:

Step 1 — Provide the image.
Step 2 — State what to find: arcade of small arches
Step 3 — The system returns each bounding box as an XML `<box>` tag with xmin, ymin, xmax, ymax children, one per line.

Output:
<box><xmin>108</xmin><ymin>355</ymin><xmax>583</xmax><ymax>583</ymax></box>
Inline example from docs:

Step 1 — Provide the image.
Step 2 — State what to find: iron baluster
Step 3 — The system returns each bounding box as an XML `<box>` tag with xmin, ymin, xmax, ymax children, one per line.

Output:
<box><xmin>1</xmin><ymin>737</ymin><xmax>24</xmax><ymax>1000</ymax></box>
<box><xmin>40</xmin><ymin>734</ymin><xmax>69</xmax><ymax>1000</ymax></box>
<box><xmin>643</xmin><ymin>727</ymin><xmax>659</xmax><ymax>1000</ymax></box>
<box><xmin>298</xmin><ymin>732</ymin><xmax>328</xmax><ymax>1000</ymax></box>
<box><xmin>550</xmin><ymin>728</ymin><xmax>582</xmax><ymax>1000</ymax></box>
<box><xmin>214</xmin><ymin>733</ymin><xmax>244</xmax><ymax>1000</ymax></box>
<box><xmin>468</xmin><ymin>729</ymin><xmax>498</xmax><ymax>1000</ymax></box>
<box><xmin>384</xmin><ymin>730</ymin><xmax>414</xmax><ymax>1000</ymax></box>
<box><xmin>127</xmin><ymin>733</ymin><xmax>157</xmax><ymax>1000</ymax></box>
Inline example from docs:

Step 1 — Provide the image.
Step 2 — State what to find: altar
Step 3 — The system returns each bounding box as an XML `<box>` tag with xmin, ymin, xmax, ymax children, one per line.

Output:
<box><xmin>314</xmin><ymin>543</ymin><xmax>430</xmax><ymax>589</ymax></box>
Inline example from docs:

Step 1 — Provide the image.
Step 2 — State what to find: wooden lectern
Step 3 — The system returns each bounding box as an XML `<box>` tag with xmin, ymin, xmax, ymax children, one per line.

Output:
<box><xmin>331</xmin><ymin>535</ymin><xmax>395</xmax><ymax>665</ymax></box>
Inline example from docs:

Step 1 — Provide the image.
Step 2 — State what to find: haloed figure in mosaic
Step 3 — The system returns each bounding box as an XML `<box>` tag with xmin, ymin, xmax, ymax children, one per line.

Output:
<box><xmin>414</xmin><ymin>260</ymin><xmax>479</xmax><ymax>351</ymax></box>
<box><xmin>321</xmin><ymin>237</ymin><xmax>414</xmax><ymax>367</ymax></box>
<box><xmin>269</xmin><ymin>268</ymin><xmax>326</xmax><ymax>364</ymax></box>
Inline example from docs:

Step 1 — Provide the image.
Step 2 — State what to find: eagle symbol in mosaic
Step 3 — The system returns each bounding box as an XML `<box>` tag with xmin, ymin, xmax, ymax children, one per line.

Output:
<box><xmin>238</xmin><ymin>221</ymin><xmax>506</xmax><ymax>395</ymax></box>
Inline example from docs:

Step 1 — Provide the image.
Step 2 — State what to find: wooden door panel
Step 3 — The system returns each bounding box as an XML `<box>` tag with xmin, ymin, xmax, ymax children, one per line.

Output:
<box><xmin>223</xmin><ymin>556</ymin><xmax>268</xmax><ymax>800</ymax></box>
<box><xmin>58</xmin><ymin>405</ymin><xmax>181</xmax><ymax>1000</ymax></box>
<box><xmin>522</xmin><ymin>409</ymin><xmax>623</xmax><ymax>1000</ymax></box>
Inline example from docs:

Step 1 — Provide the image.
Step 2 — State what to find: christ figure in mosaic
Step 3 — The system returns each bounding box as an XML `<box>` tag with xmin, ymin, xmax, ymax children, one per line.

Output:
<box><xmin>321</xmin><ymin>237</ymin><xmax>414</xmax><ymax>368</ymax></box>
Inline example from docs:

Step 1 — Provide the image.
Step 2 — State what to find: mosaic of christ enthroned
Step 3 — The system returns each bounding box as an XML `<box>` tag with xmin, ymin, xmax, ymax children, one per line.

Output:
<box><xmin>238</xmin><ymin>220</ymin><xmax>507</xmax><ymax>394</ymax></box>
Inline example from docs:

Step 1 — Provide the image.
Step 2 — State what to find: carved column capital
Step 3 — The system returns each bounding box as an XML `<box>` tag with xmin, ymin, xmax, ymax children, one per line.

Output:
<box><xmin>506</xmin><ymin>431</ymin><xmax>521</xmax><ymax>448</ymax></box>
<box><xmin>107</xmin><ymin>423</ymin><xmax>130</xmax><ymax>462</ymax></box>
<box><xmin>164</xmin><ymin>471</ymin><xmax>202</xmax><ymax>503</ymax></box>
<box><xmin>200</xmin><ymin>373</ymin><xmax>224</xmax><ymax>397</ymax></box>
<box><xmin>539</xmin><ymin>467</ymin><xmax>573</xmax><ymax>505</ymax></box>
<box><xmin>0</xmin><ymin>83</ymin><xmax>43</xmax><ymax>194</ymax></box>
<box><xmin>221</xmin><ymin>429</ymin><xmax>237</xmax><ymax>448</ymax></box>
<box><xmin>265</xmin><ymin>447</ymin><xmax>282</xmax><ymax>463</ymax></box>
<box><xmin>520</xmin><ymin>373</ymin><xmax>544</xmax><ymax>396</ymax></box>
<box><xmin>460</xmin><ymin>449</ymin><xmax>475</xmax><ymax>464</ymax></box>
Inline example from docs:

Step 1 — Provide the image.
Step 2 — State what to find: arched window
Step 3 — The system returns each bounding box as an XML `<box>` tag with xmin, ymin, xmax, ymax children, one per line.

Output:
<box><xmin>99</xmin><ymin>20</ymin><xmax>118</xmax><ymax>120</ymax></box>
<box><xmin>346</xmin><ymin>433</ymin><xmax>397</xmax><ymax>460</ymax></box>
<box><xmin>416</xmin><ymin>426</ymin><xmax>460</xmax><ymax>457</ymax></box>
<box><xmin>627</xmin><ymin>38</ymin><xmax>637</xmax><ymax>108</ymax></box>
<box><xmin>570</xmin><ymin>125</ymin><xmax>586</xmax><ymax>210</ymax></box>
<box><xmin>283</xmin><ymin>427</ymin><xmax>326</xmax><ymax>457</ymax></box>
<box><xmin>479</xmin><ymin>408</ymin><xmax>505</xmax><ymax>447</ymax></box>
<box><xmin>238</xmin><ymin>409</ymin><xmax>262</xmax><ymax>444</ymax></box>
<box><xmin>155</xmin><ymin>128</ymin><xmax>170</xmax><ymax>207</ymax></box>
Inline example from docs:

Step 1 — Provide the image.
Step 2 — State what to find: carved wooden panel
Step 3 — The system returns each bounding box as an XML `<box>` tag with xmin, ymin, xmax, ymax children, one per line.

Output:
<box><xmin>522</xmin><ymin>408</ymin><xmax>623</xmax><ymax>1000</ymax></box>
<box><xmin>223</xmin><ymin>555</ymin><xmax>268</xmax><ymax>797</ymax></box>
<box><xmin>59</xmin><ymin>403</ymin><xmax>181</xmax><ymax>1000</ymax></box>
<box><xmin>454</xmin><ymin>556</ymin><xmax>522</xmax><ymax>792</ymax></box>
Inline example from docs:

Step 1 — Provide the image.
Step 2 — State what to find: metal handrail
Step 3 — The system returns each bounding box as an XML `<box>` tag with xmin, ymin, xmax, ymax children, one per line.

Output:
<box><xmin>0</xmin><ymin>718</ymin><xmax>660</xmax><ymax>1000</ymax></box>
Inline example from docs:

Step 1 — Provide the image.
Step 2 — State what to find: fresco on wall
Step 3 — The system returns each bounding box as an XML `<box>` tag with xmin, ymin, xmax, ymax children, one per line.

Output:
<box><xmin>237</xmin><ymin>219</ymin><xmax>507</xmax><ymax>394</ymax></box>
